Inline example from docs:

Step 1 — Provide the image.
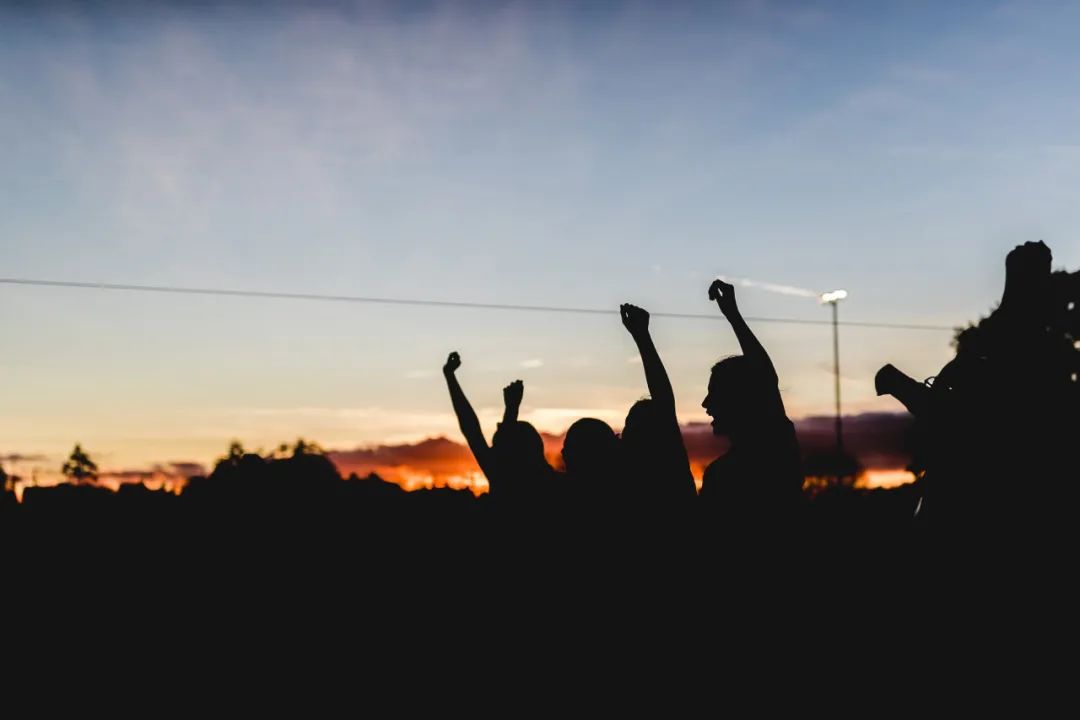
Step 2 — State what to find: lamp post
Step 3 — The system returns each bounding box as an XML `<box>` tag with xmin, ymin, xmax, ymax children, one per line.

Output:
<box><xmin>820</xmin><ymin>289</ymin><xmax>848</xmax><ymax>454</ymax></box>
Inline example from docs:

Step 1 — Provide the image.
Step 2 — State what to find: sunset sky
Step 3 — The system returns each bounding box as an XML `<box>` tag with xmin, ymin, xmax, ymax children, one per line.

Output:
<box><xmin>2</xmin><ymin>1</ymin><xmax>1079</xmax><ymax>483</ymax></box>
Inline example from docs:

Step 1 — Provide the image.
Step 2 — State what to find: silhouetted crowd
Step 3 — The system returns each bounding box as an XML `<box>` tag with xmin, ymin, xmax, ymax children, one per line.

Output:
<box><xmin>441</xmin><ymin>242</ymin><xmax>1077</xmax><ymax>543</ymax></box>
<box><xmin>2</xmin><ymin>242</ymin><xmax>1077</xmax><ymax>554</ymax></box>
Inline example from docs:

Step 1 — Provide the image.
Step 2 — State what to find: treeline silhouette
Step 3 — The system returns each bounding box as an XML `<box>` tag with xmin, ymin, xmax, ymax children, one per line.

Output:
<box><xmin>1</xmin><ymin>436</ymin><xmax>920</xmax><ymax>538</ymax></box>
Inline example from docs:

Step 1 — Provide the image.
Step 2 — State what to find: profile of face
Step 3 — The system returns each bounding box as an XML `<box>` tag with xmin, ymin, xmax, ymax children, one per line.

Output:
<box><xmin>702</xmin><ymin>356</ymin><xmax>753</xmax><ymax>437</ymax></box>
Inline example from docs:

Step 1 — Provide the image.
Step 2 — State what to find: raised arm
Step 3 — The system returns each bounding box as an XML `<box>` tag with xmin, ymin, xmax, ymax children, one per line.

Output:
<box><xmin>621</xmin><ymin>304</ymin><xmax>675</xmax><ymax>412</ymax></box>
<box><xmin>502</xmin><ymin>380</ymin><xmax>523</xmax><ymax>425</ymax></box>
<box><xmin>708</xmin><ymin>279</ymin><xmax>778</xmax><ymax>384</ymax></box>
<box><xmin>875</xmin><ymin>363</ymin><xmax>930</xmax><ymax>417</ymax></box>
<box><xmin>443</xmin><ymin>352</ymin><xmax>495</xmax><ymax>479</ymax></box>
<box><xmin>1000</xmin><ymin>240</ymin><xmax>1052</xmax><ymax>321</ymax></box>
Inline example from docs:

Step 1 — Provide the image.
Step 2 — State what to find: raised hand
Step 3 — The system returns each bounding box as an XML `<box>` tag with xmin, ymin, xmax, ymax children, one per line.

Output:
<box><xmin>620</xmin><ymin>303</ymin><xmax>650</xmax><ymax>338</ymax></box>
<box><xmin>623</xmin><ymin>302</ymin><xmax>675</xmax><ymax>412</ymax></box>
<box><xmin>443</xmin><ymin>351</ymin><xmax>461</xmax><ymax>375</ymax></box>
<box><xmin>501</xmin><ymin>379</ymin><xmax>524</xmax><ymax>424</ymax></box>
<box><xmin>503</xmin><ymin>379</ymin><xmax>524</xmax><ymax>408</ymax></box>
<box><xmin>1006</xmin><ymin>240</ymin><xmax>1051</xmax><ymax>277</ymax></box>
<box><xmin>442</xmin><ymin>350</ymin><xmax>496</xmax><ymax>482</ymax></box>
<box><xmin>1002</xmin><ymin>240</ymin><xmax>1053</xmax><ymax>315</ymax></box>
<box><xmin>708</xmin><ymin>279</ymin><xmax>739</xmax><ymax>318</ymax></box>
<box><xmin>875</xmin><ymin>364</ymin><xmax>905</xmax><ymax>397</ymax></box>
<box><xmin>710</xmin><ymin>277</ymin><xmax>776</xmax><ymax>381</ymax></box>
<box><xmin>875</xmin><ymin>363</ymin><xmax>928</xmax><ymax>417</ymax></box>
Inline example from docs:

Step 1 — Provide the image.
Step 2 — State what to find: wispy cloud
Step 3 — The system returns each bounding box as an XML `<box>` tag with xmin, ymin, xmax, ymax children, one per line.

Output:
<box><xmin>8</xmin><ymin>2</ymin><xmax>557</xmax><ymax>249</ymax></box>
<box><xmin>0</xmin><ymin>453</ymin><xmax>50</xmax><ymax>463</ymax></box>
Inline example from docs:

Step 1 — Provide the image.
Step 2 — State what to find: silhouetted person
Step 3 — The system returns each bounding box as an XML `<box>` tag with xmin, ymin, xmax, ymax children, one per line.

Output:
<box><xmin>561</xmin><ymin>417</ymin><xmax>620</xmax><ymax>502</ymax></box>
<box><xmin>700</xmin><ymin>280</ymin><xmax>802</xmax><ymax>522</ymax></box>
<box><xmin>443</xmin><ymin>352</ymin><xmax>554</xmax><ymax>503</ymax></box>
<box><xmin>877</xmin><ymin>241</ymin><xmax>1075</xmax><ymax>539</ymax></box>
<box><xmin>619</xmin><ymin>303</ymin><xmax>696</xmax><ymax>506</ymax></box>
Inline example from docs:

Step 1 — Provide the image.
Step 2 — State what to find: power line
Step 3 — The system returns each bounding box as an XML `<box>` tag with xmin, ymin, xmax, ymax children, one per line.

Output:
<box><xmin>0</xmin><ymin>277</ymin><xmax>956</xmax><ymax>331</ymax></box>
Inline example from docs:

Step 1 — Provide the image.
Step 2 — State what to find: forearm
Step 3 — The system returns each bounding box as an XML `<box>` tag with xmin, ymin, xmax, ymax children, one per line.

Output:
<box><xmin>875</xmin><ymin>364</ymin><xmax>932</xmax><ymax>417</ymax></box>
<box><xmin>633</xmin><ymin>330</ymin><xmax>676</xmax><ymax>410</ymax></box>
<box><xmin>444</xmin><ymin>372</ymin><xmax>486</xmax><ymax>449</ymax></box>
<box><xmin>502</xmin><ymin>402</ymin><xmax>519</xmax><ymax>425</ymax></box>
<box><xmin>444</xmin><ymin>372</ymin><xmax>499</xmax><ymax>483</ymax></box>
<box><xmin>726</xmin><ymin>310</ymin><xmax>778</xmax><ymax>382</ymax></box>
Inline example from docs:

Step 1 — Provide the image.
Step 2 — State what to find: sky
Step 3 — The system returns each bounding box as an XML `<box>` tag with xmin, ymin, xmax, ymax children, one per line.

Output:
<box><xmin>1</xmin><ymin>0</ymin><xmax>1079</xmax><ymax>481</ymax></box>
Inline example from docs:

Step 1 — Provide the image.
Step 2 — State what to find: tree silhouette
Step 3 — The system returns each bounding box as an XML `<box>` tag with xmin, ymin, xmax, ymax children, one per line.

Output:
<box><xmin>62</xmin><ymin>444</ymin><xmax>98</xmax><ymax>486</ymax></box>
<box><xmin>221</xmin><ymin>441</ymin><xmax>246</xmax><ymax>467</ymax></box>
<box><xmin>291</xmin><ymin>438</ymin><xmax>324</xmax><ymax>457</ymax></box>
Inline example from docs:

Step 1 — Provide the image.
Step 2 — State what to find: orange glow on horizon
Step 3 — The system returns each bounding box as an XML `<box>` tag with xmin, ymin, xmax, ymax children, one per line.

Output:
<box><xmin>11</xmin><ymin>463</ymin><xmax>916</xmax><ymax>502</ymax></box>
<box><xmin>7</xmin><ymin>431</ymin><xmax>915</xmax><ymax>501</ymax></box>
<box><xmin>859</xmin><ymin>468</ymin><xmax>916</xmax><ymax>489</ymax></box>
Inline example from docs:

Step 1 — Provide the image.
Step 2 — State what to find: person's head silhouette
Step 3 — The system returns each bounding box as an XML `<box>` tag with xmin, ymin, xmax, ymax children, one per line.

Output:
<box><xmin>492</xmin><ymin>421</ymin><xmax>549</xmax><ymax>476</ymax></box>
<box><xmin>562</xmin><ymin>418</ymin><xmax>619</xmax><ymax>484</ymax></box>
<box><xmin>621</xmin><ymin>397</ymin><xmax>685</xmax><ymax>499</ymax></box>
<box><xmin>702</xmin><ymin>355</ymin><xmax>775</xmax><ymax>441</ymax></box>
<box><xmin>622</xmin><ymin>398</ymin><xmax>662</xmax><ymax>448</ymax></box>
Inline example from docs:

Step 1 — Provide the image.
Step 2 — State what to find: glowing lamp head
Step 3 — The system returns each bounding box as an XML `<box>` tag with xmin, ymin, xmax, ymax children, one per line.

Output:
<box><xmin>820</xmin><ymin>289</ymin><xmax>848</xmax><ymax>304</ymax></box>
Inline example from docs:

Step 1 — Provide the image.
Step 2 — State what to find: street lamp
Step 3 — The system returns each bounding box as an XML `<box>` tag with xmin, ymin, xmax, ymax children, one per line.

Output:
<box><xmin>820</xmin><ymin>289</ymin><xmax>848</xmax><ymax>454</ymax></box>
